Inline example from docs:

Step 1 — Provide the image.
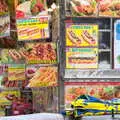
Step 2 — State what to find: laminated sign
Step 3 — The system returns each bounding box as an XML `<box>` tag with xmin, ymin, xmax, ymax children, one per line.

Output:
<box><xmin>66</xmin><ymin>48</ymin><xmax>98</xmax><ymax>69</ymax></box>
<box><xmin>8</xmin><ymin>64</ymin><xmax>26</xmax><ymax>81</ymax></box>
<box><xmin>17</xmin><ymin>16</ymin><xmax>49</xmax><ymax>41</ymax></box>
<box><xmin>66</xmin><ymin>24</ymin><xmax>98</xmax><ymax>47</ymax></box>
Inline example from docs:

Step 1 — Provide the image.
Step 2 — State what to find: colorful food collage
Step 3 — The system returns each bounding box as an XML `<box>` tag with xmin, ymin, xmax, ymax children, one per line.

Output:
<box><xmin>65</xmin><ymin>82</ymin><xmax>120</xmax><ymax>109</ymax></box>
<box><xmin>0</xmin><ymin>0</ymin><xmax>58</xmax><ymax>88</ymax></box>
<box><xmin>66</xmin><ymin>0</ymin><xmax>120</xmax><ymax>17</ymax></box>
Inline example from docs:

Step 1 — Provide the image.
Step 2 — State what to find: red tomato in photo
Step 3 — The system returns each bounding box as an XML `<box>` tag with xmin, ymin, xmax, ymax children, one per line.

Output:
<box><xmin>16</xmin><ymin>10</ymin><xmax>25</xmax><ymax>19</ymax></box>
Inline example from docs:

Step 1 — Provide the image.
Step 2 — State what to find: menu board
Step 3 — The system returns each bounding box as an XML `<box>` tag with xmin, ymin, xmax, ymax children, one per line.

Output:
<box><xmin>65</xmin><ymin>82</ymin><xmax>120</xmax><ymax>110</ymax></box>
<box><xmin>66</xmin><ymin>24</ymin><xmax>98</xmax><ymax>47</ymax></box>
<box><xmin>26</xmin><ymin>66</ymin><xmax>58</xmax><ymax>87</ymax></box>
<box><xmin>0</xmin><ymin>0</ymin><xmax>10</xmax><ymax>38</ymax></box>
<box><xmin>114</xmin><ymin>20</ymin><xmax>120</xmax><ymax>69</ymax></box>
<box><xmin>68</xmin><ymin>0</ymin><xmax>97</xmax><ymax>17</ymax></box>
<box><xmin>17</xmin><ymin>16</ymin><xmax>49</xmax><ymax>41</ymax></box>
<box><xmin>25</xmin><ymin>43</ymin><xmax>57</xmax><ymax>64</ymax></box>
<box><xmin>8</xmin><ymin>64</ymin><xmax>26</xmax><ymax>81</ymax></box>
<box><xmin>66</xmin><ymin>48</ymin><xmax>98</xmax><ymax>69</ymax></box>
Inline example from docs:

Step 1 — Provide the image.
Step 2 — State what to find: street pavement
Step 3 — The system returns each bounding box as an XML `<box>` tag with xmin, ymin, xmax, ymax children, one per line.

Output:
<box><xmin>65</xmin><ymin>115</ymin><xmax>120</xmax><ymax>120</ymax></box>
<box><xmin>82</xmin><ymin>115</ymin><xmax>120</xmax><ymax>120</ymax></box>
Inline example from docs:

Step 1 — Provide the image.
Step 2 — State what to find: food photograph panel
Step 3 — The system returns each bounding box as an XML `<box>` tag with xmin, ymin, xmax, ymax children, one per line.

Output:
<box><xmin>66</xmin><ymin>47</ymin><xmax>98</xmax><ymax>69</ymax></box>
<box><xmin>25</xmin><ymin>42</ymin><xmax>57</xmax><ymax>64</ymax></box>
<box><xmin>66</xmin><ymin>23</ymin><xmax>98</xmax><ymax>47</ymax></box>
<box><xmin>64</xmin><ymin>82</ymin><xmax>120</xmax><ymax>117</ymax></box>
<box><xmin>65</xmin><ymin>0</ymin><xmax>98</xmax><ymax>17</ymax></box>
<box><xmin>26</xmin><ymin>65</ymin><xmax>58</xmax><ymax>87</ymax></box>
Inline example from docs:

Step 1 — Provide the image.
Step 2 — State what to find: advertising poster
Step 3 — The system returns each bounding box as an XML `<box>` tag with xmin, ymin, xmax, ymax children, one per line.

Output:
<box><xmin>8</xmin><ymin>64</ymin><xmax>26</xmax><ymax>81</ymax></box>
<box><xmin>68</xmin><ymin>0</ymin><xmax>97</xmax><ymax>17</ymax></box>
<box><xmin>66</xmin><ymin>23</ymin><xmax>98</xmax><ymax>47</ymax></box>
<box><xmin>25</xmin><ymin>43</ymin><xmax>57</xmax><ymax>64</ymax></box>
<box><xmin>114</xmin><ymin>20</ymin><xmax>120</xmax><ymax>69</ymax></box>
<box><xmin>26</xmin><ymin>66</ymin><xmax>58</xmax><ymax>87</ymax></box>
<box><xmin>17</xmin><ymin>16</ymin><xmax>49</xmax><ymax>41</ymax></box>
<box><xmin>66</xmin><ymin>48</ymin><xmax>98</xmax><ymax>69</ymax></box>
<box><xmin>0</xmin><ymin>89</ymin><xmax>20</xmax><ymax>116</ymax></box>
<box><xmin>99</xmin><ymin>0</ymin><xmax>120</xmax><ymax>17</ymax></box>
<box><xmin>0</xmin><ymin>0</ymin><xmax>10</xmax><ymax>38</ymax></box>
<box><xmin>65</xmin><ymin>82</ymin><xmax>120</xmax><ymax>115</ymax></box>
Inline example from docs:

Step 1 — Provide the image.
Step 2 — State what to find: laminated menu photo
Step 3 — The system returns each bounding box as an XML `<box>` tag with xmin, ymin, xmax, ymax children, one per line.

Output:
<box><xmin>0</xmin><ymin>48</ymin><xmax>26</xmax><ymax>64</ymax></box>
<box><xmin>25</xmin><ymin>42</ymin><xmax>57</xmax><ymax>64</ymax></box>
<box><xmin>66</xmin><ymin>23</ymin><xmax>98</xmax><ymax>47</ymax></box>
<box><xmin>66</xmin><ymin>48</ymin><xmax>98</xmax><ymax>69</ymax></box>
<box><xmin>26</xmin><ymin>65</ymin><xmax>58</xmax><ymax>87</ymax></box>
<box><xmin>15</xmin><ymin>0</ymin><xmax>48</xmax><ymax>19</ymax></box>
<box><xmin>66</xmin><ymin>0</ymin><xmax>98</xmax><ymax>17</ymax></box>
<box><xmin>8</xmin><ymin>64</ymin><xmax>26</xmax><ymax>81</ymax></box>
<box><xmin>64</xmin><ymin>82</ymin><xmax>120</xmax><ymax>117</ymax></box>
<box><xmin>99</xmin><ymin>0</ymin><xmax>120</xmax><ymax>17</ymax></box>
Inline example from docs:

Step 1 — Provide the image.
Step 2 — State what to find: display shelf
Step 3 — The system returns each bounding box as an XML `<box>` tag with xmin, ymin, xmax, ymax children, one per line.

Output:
<box><xmin>64</xmin><ymin>69</ymin><xmax>120</xmax><ymax>79</ymax></box>
<box><xmin>99</xmin><ymin>29</ymin><xmax>112</xmax><ymax>32</ymax></box>
<box><xmin>99</xmin><ymin>49</ymin><xmax>111</xmax><ymax>52</ymax></box>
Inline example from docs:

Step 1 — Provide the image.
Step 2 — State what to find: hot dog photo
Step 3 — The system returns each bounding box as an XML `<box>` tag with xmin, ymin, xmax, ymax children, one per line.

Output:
<box><xmin>66</xmin><ymin>24</ymin><xmax>98</xmax><ymax>47</ymax></box>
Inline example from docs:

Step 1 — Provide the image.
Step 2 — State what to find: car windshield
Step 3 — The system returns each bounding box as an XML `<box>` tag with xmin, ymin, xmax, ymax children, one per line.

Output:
<box><xmin>76</xmin><ymin>95</ymin><xmax>89</xmax><ymax>100</ymax></box>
